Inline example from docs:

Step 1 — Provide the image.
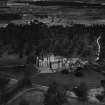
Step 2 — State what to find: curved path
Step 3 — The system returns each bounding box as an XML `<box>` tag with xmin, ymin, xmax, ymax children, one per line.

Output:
<box><xmin>6</xmin><ymin>84</ymin><xmax>48</xmax><ymax>105</ymax></box>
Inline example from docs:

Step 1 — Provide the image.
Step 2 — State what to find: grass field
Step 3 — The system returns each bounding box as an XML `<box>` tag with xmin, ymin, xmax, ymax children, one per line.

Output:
<box><xmin>32</xmin><ymin>69</ymin><xmax>105</xmax><ymax>90</ymax></box>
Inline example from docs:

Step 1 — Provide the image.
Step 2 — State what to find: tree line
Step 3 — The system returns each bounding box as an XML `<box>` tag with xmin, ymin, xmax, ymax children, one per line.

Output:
<box><xmin>0</xmin><ymin>20</ymin><xmax>105</xmax><ymax>61</ymax></box>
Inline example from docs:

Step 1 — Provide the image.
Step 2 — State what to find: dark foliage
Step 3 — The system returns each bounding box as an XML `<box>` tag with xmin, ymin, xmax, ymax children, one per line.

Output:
<box><xmin>76</xmin><ymin>67</ymin><xmax>84</xmax><ymax>71</ymax></box>
<box><xmin>96</xmin><ymin>93</ymin><xmax>105</xmax><ymax>102</ymax></box>
<box><xmin>101</xmin><ymin>80</ymin><xmax>105</xmax><ymax>88</ymax></box>
<box><xmin>61</xmin><ymin>69</ymin><xmax>69</xmax><ymax>74</ymax></box>
<box><xmin>0</xmin><ymin>77</ymin><xmax>10</xmax><ymax>104</ymax></box>
<box><xmin>74</xmin><ymin>68</ymin><xmax>83</xmax><ymax>77</ymax></box>
<box><xmin>0</xmin><ymin>13</ymin><xmax>21</xmax><ymax>20</ymax></box>
<box><xmin>43</xmin><ymin>81</ymin><xmax>66</xmax><ymax>105</ymax></box>
<box><xmin>73</xmin><ymin>82</ymin><xmax>88</xmax><ymax>101</ymax></box>
<box><xmin>21</xmin><ymin>75</ymin><xmax>32</xmax><ymax>88</ymax></box>
<box><xmin>0</xmin><ymin>77</ymin><xmax>9</xmax><ymax>90</ymax></box>
<box><xmin>19</xmin><ymin>99</ymin><xmax>30</xmax><ymax>105</ymax></box>
<box><xmin>0</xmin><ymin>21</ymin><xmax>104</xmax><ymax>61</ymax></box>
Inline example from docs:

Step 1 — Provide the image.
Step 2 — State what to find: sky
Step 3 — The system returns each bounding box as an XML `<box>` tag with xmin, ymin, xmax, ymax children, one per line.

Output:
<box><xmin>6</xmin><ymin>0</ymin><xmax>105</xmax><ymax>3</ymax></box>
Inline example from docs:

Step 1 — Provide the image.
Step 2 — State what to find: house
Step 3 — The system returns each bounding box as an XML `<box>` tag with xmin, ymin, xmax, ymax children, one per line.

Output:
<box><xmin>37</xmin><ymin>54</ymin><xmax>88</xmax><ymax>73</ymax></box>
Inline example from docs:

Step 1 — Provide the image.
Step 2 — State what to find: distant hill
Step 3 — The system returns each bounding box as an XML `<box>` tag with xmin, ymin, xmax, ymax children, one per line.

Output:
<box><xmin>13</xmin><ymin>0</ymin><xmax>105</xmax><ymax>4</ymax></box>
<box><xmin>15</xmin><ymin>1</ymin><xmax>105</xmax><ymax>8</ymax></box>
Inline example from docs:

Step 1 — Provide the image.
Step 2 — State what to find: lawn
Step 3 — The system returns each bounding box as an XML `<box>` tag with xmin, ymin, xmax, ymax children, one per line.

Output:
<box><xmin>32</xmin><ymin>69</ymin><xmax>105</xmax><ymax>90</ymax></box>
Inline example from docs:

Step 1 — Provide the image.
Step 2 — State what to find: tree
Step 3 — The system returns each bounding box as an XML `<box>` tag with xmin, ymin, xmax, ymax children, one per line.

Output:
<box><xmin>0</xmin><ymin>78</ymin><xmax>9</xmax><ymax>104</ymax></box>
<box><xmin>19</xmin><ymin>99</ymin><xmax>30</xmax><ymax>105</ymax></box>
<box><xmin>43</xmin><ymin>81</ymin><xmax>66</xmax><ymax>105</ymax></box>
<box><xmin>73</xmin><ymin>82</ymin><xmax>88</xmax><ymax>101</ymax></box>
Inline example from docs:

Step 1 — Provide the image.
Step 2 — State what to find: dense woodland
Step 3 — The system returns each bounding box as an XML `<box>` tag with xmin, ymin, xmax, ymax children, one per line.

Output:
<box><xmin>0</xmin><ymin>20</ymin><xmax>105</xmax><ymax>62</ymax></box>
<box><xmin>0</xmin><ymin>14</ymin><xmax>21</xmax><ymax>21</ymax></box>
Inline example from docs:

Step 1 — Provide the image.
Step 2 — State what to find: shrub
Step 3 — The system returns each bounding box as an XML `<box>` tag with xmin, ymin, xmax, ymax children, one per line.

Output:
<box><xmin>18</xmin><ymin>76</ymin><xmax>32</xmax><ymax>88</ymax></box>
<box><xmin>74</xmin><ymin>68</ymin><xmax>83</xmax><ymax>77</ymax></box>
<box><xmin>19</xmin><ymin>99</ymin><xmax>30</xmax><ymax>105</ymax></box>
<box><xmin>101</xmin><ymin>80</ymin><xmax>105</xmax><ymax>88</ymax></box>
<box><xmin>43</xmin><ymin>81</ymin><xmax>66</xmax><ymax>105</ymax></box>
<box><xmin>61</xmin><ymin>69</ymin><xmax>69</xmax><ymax>74</ymax></box>
<box><xmin>101</xmin><ymin>71</ymin><xmax>105</xmax><ymax>76</ymax></box>
<box><xmin>96</xmin><ymin>94</ymin><xmax>105</xmax><ymax>102</ymax></box>
<box><xmin>73</xmin><ymin>82</ymin><xmax>88</xmax><ymax>101</ymax></box>
<box><xmin>0</xmin><ymin>77</ymin><xmax>9</xmax><ymax>90</ymax></box>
